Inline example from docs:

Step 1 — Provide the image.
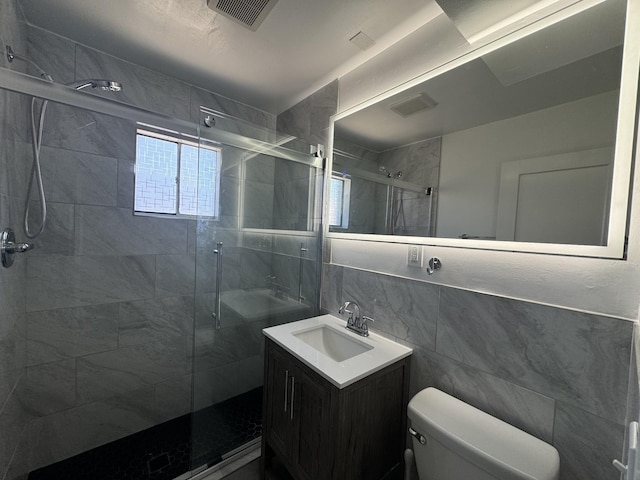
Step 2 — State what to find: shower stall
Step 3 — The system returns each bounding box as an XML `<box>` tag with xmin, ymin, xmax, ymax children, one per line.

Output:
<box><xmin>331</xmin><ymin>146</ymin><xmax>439</xmax><ymax>237</ymax></box>
<box><xmin>0</xmin><ymin>52</ymin><xmax>323</xmax><ymax>480</ymax></box>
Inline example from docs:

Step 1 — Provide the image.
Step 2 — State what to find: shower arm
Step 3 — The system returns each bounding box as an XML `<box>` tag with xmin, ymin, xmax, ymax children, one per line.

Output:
<box><xmin>6</xmin><ymin>45</ymin><xmax>53</xmax><ymax>81</ymax></box>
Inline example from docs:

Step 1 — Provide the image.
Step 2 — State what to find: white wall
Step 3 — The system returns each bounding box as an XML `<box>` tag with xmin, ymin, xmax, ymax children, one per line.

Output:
<box><xmin>436</xmin><ymin>90</ymin><xmax>618</xmax><ymax>239</ymax></box>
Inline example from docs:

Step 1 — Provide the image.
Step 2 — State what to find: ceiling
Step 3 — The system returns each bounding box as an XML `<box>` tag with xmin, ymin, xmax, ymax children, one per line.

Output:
<box><xmin>17</xmin><ymin>0</ymin><xmax>443</xmax><ymax>114</ymax></box>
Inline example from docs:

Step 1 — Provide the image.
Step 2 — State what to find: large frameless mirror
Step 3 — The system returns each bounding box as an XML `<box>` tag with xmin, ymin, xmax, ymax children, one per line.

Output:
<box><xmin>328</xmin><ymin>0</ymin><xmax>638</xmax><ymax>258</ymax></box>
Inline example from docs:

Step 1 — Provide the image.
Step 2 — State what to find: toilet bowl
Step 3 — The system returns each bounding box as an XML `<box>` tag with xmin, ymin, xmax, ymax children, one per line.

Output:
<box><xmin>407</xmin><ymin>388</ymin><xmax>559</xmax><ymax>480</ymax></box>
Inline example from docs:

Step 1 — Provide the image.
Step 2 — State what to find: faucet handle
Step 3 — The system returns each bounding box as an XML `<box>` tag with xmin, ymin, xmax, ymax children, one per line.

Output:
<box><xmin>359</xmin><ymin>315</ymin><xmax>375</xmax><ymax>336</ymax></box>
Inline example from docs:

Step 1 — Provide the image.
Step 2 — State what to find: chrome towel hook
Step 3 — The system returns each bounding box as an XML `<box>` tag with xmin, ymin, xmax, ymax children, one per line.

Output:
<box><xmin>426</xmin><ymin>257</ymin><xmax>441</xmax><ymax>275</ymax></box>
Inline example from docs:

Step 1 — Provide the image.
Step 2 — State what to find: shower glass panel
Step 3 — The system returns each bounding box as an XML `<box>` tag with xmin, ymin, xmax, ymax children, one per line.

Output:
<box><xmin>0</xmin><ymin>74</ymin><xmax>322</xmax><ymax>479</ymax></box>
<box><xmin>332</xmin><ymin>153</ymin><xmax>437</xmax><ymax>236</ymax></box>
<box><xmin>0</xmin><ymin>89</ymin><xmax>202</xmax><ymax>479</ymax></box>
<box><xmin>189</xmin><ymin>111</ymin><xmax>321</xmax><ymax>473</ymax></box>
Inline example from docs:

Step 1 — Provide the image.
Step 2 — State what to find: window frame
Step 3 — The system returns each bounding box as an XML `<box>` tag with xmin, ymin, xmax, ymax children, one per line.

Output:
<box><xmin>328</xmin><ymin>173</ymin><xmax>351</xmax><ymax>229</ymax></box>
<box><xmin>134</xmin><ymin>128</ymin><xmax>221</xmax><ymax>219</ymax></box>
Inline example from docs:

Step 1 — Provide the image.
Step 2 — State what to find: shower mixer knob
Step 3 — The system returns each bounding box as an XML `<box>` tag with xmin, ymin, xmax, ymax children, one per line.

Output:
<box><xmin>1</xmin><ymin>228</ymin><xmax>34</xmax><ymax>268</ymax></box>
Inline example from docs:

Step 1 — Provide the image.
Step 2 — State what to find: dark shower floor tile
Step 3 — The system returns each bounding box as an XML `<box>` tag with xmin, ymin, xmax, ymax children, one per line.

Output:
<box><xmin>28</xmin><ymin>387</ymin><xmax>263</xmax><ymax>480</ymax></box>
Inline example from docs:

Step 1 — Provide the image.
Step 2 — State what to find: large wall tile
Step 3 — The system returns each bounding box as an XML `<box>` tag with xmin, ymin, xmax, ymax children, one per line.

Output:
<box><xmin>26</xmin><ymin>255</ymin><xmax>155</xmax><ymax>311</ymax></box>
<box><xmin>321</xmin><ymin>263</ymin><xmax>343</xmax><ymax>315</ymax></box>
<box><xmin>155</xmin><ymin>255</ymin><xmax>196</xmax><ymax>297</ymax></box>
<box><xmin>0</xmin><ymin>197</ymin><xmax>27</xmax><ymax>316</ymax></box>
<box><xmin>0</xmin><ymin>312</ymin><xmax>26</xmax><ymax>375</ymax></box>
<box><xmin>240</xmin><ymin>250</ymin><xmax>271</xmax><ymax>290</ymax></box>
<box><xmin>190</xmin><ymin>87</ymin><xmax>275</xmax><ymax>141</ymax></box>
<box><xmin>0</xmin><ymin>387</ymin><xmax>30</xmax><ymax>478</ymax></box>
<box><xmin>74</xmin><ymin>206</ymin><xmax>188</xmax><ymax>256</ymax></box>
<box><xmin>369</xmin><ymin>274</ymin><xmax>439</xmax><ymax>349</ymax></box>
<box><xmin>192</xmin><ymin>323</ymin><xmax>264</xmax><ymax>373</ymax></box>
<box><xmin>18</xmin><ymin>359</ymin><xmax>76</xmax><ymax>417</ymax></box>
<box><xmin>436</xmin><ymin>288</ymin><xmax>632</xmax><ymax>424</ymax></box>
<box><xmin>76</xmin><ymin>338</ymin><xmax>188</xmax><ymax>404</ymax></box>
<box><xmin>243</xmin><ymin>180</ymin><xmax>274</xmax><ymax>229</ymax></box>
<box><xmin>118</xmin><ymin>296</ymin><xmax>194</xmax><ymax>347</ymax></box>
<box><xmin>276</xmin><ymin>80</ymin><xmax>338</xmax><ymax>144</ymax></box>
<box><xmin>26</xmin><ymin>304</ymin><xmax>119</xmax><ymax>366</ymax></box>
<box><xmin>195</xmin><ymin>250</ymin><xmax>241</xmax><ymax>294</ymax></box>
<box><xmin>39</xmin><ymin>146</ymin><xmax>118</xmax><ymax>206</ymax></box>
<box><xmin>192</xmin><ymin>354</ymin><xmax>263</xmax><ymax>411</ymax></box>
<box><xmin>410</xmin><ymin>346</ymin><xmax>556</xmax><ymax>442</ymax></box>
<box><xmin>40</xmin><ymin>104</ymin><xmax>136</xmax><ymax>159</ymax></box>
<box><xmin>553</xmin><ymin>402</ymin><xmax>624</xmax><ymax>480</ymax></box>
<box><xmin>75</xmin><ymin>46</ymin><xmax>192</xmax><ymax>122</ymax></box>
<box><xmin>26</xmin><ymin>27</ymin><xmax>75</xmax><ymax>85</ymax></box>
<box><xmin>0</xmin><ymin>121</ymin><xmax>29</xmax><ymax>199</ymax></box>
<box><xmin>273</xmin><ymin>178</ymin><xmax>309</xmax><ymax>230</ymax></box>
<box><xmin>22</xmin><ymin>387</ymin><xmax>157</xmax><ymax>472</ymax></box>
<box><xmin>116</xmin><ymin>158</ymin><xmax>134</xmax><ymax>209</ymax></box>
<box><xmin>154</xmin><ymin>375</ymin><xmax>192</xmax><ymax>423</ymax></box>
<box><xmin>25</xmin><ymin>202</ymin><xmax>75</xmax><ymax>256</ymax></box>
<box><xmin>245</xmin><ymin>155</ymin><xmax>275</xmax><ymax>183</ymax></box>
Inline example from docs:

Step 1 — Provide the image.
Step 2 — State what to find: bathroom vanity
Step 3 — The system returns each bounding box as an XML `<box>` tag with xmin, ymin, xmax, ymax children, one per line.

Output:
<box><xmin>261</xmin><ymin>315</ymin><xmax>412</xmax><ymax>480</ymax></box>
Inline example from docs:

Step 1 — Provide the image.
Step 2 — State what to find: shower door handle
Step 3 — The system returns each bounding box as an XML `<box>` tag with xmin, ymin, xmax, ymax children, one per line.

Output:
<box><xmin>213</xmin><ymin>242</ymin><xmax>223</xmax><ymax>329</ymax></box>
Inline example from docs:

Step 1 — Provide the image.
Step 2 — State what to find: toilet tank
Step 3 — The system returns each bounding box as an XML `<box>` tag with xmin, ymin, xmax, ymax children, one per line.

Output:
<box><xmin>407</xmin><ymin>388</ymin><xmax>559</xmax><ymax>480</ymax></box>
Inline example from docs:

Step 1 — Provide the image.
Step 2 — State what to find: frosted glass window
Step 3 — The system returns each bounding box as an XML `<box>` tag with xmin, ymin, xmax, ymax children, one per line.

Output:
<box><xmin>179</xmin><ymin>145</ymin><xmax>219</xmax><ymax>216</ymax></box>
<box><xmin>135</xmin><ymin>131</ymin><xmax>220</xmax><ymax>218</ymax></box>
<box><xmin>135</xmin><ymin>135</ymin><xmax>178</xmax><ymax>214</ymax></box>
<box><xmin>329</xmin><ymin>175</ymin><xmax>350</xmax><ymax>228</ymax></box>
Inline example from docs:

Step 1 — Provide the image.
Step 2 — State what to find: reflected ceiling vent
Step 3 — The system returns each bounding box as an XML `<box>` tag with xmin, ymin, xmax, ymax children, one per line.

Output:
<box><xmin>389</xmin><ymin>93</ymin><xmax>438</xmax><ymax>117</ymax></box>
<box><xmin>349</xmin><ymin>31</ymin><xmax>375</xmax><ymax>51</ymax></box>
<box><xmin>206</xmin><ymin>0</ymin><xmax>279</xmax><ymax>31</ymax></box>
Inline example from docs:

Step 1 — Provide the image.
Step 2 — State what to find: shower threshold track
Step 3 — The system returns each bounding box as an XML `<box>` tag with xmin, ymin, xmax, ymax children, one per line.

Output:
<box><xmin>28</xmin><ymin>387</ymin><xmax>263</xmax><ymax>480</ymax></box>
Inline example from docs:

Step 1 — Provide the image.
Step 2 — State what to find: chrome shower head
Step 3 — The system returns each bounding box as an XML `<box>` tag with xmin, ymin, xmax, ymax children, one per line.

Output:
<box><xmin>68</xmin><ymin>79</ymin><xmax>123</xmax><ymax>91</ymax></box>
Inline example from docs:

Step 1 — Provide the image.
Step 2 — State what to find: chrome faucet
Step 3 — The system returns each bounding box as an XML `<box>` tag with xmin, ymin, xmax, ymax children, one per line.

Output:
<box><xmin>338</xmin><ymin>301</ymin><xmax>374</xmax><ymax>337</ymax></box>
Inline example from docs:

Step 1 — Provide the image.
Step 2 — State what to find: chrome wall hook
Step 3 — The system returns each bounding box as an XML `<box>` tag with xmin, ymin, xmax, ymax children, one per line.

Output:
<box><xmin>426</xmin><ymin>257</ymin><xmax>441</xmax><ymax>275</ymax></box>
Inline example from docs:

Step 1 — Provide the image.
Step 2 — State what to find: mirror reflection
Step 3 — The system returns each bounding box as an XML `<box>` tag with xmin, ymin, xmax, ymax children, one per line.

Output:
<box><xmin>330</xmin><ymin>0</ymin><xmax>626</xmax><ymax>246</ymax></box>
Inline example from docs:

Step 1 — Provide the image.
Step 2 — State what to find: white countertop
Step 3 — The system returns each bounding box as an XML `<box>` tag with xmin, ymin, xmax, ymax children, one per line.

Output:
<box><xmin>263</xmin><ymin>314</ymin><xmax>413</xmax><ymax>389</ymax></box>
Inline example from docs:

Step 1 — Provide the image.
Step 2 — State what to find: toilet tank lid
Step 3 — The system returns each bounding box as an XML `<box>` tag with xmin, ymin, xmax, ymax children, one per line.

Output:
<box><xmin>408</xmin><ymin>388</ymin><xmax>559</xmax><ymax>480</ymax></box>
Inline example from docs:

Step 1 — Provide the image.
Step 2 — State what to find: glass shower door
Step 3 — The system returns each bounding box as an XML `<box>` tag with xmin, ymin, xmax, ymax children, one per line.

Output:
<box><xmin>190</xmin><ymin>137</ymin><xmax>265</xmax><ymax>473</ymax></box>
<box><xmin>189</xmin><ymin>113</ymin><xmax>323</xmax><ymax>474</ymax></box>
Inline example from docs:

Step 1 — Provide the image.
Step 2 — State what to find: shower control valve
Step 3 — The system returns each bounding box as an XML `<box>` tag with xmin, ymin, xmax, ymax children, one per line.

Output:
<box><xmin>1</xmin><ymin>228</ymin><xmax>34</xmax><ymax>268</ymax></box>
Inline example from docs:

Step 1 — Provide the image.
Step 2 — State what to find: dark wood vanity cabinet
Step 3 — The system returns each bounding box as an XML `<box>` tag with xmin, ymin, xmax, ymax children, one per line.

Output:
<box><xmin>261</xmin><ymin>339</ymin><xmax>411</xmax><ymax>480</ymax></box>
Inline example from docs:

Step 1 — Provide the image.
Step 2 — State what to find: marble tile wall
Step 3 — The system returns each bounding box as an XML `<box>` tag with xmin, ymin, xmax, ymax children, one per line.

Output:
<box><xmin>0</xmin><ymin>2</ymin><xmax>30</xmax><ymax>479</ymax></box>
<box><xmin>321</xmin><ymin>263</ymin><xmax>632</xmax><ymax>480</ymax></box>
<box><xmin>0</xmin><ymin>24</ymin><xmax>294</xmax><ymax>477</ymax></box>
<box><xmin>270</xmin><ymin>81</ymin><xmax>337</xmax><ymax>311</ymax></box>
<box><xmin>377</xmin><ymin>138</ymin><xmax>441</xmax><ymax>236</ymax></box>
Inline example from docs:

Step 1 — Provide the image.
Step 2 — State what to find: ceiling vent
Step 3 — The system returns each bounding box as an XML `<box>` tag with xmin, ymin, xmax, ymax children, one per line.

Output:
<box><xmin>207</xmin><ymin>0</ymin><xmax>279</xmax><ymax>31</ymax></box>
<box><xmin>389</xmin><ymin>93</ymin><xmax>438</xmax><ymax>118</ymax></box>
<box><xmin>349</xmin><ymin>31</ymin><xmax>375</xmax><ymax>51</ymax></box>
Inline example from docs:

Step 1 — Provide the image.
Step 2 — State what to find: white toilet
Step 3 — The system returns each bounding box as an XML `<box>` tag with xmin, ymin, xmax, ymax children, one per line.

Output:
<box><xmin>407</xmin><ymin>388</ymin><xmax>560</xmax><ymax>480</ymax></box>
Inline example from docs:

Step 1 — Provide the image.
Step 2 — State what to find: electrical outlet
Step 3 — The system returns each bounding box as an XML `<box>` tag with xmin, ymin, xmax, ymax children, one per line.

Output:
<box><xmin>407</xmin><ymin>245</ymin><xmax>422</xmax><ymax>267</ymax></box>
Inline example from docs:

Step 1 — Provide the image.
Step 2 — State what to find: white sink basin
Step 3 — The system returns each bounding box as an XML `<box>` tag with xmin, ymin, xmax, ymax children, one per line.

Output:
<box><xmin>263</xmin><ymin>314</ymin><xmax>413</xmax><ymax>388</ymax></box>
<box><xmin>293</xmin><ymin>324</ymin><xmax>373</xmax><ymax>362</ymax></box>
